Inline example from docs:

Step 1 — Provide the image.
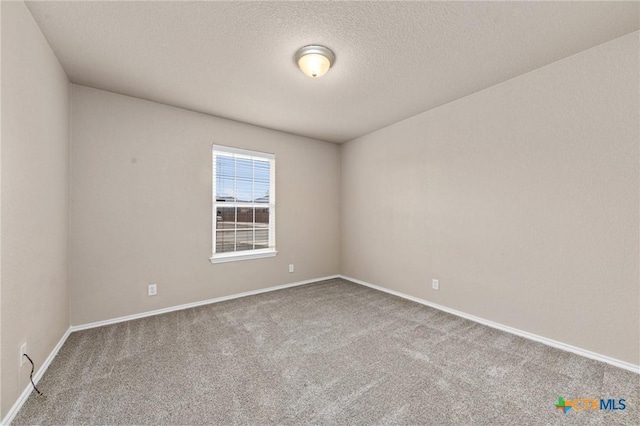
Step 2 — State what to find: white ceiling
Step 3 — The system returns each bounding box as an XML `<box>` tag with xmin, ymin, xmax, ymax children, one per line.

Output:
<box><xmin>26</xmin><ymin>1</ymin><xmax>640</xmax><ymax>143</ymax></box>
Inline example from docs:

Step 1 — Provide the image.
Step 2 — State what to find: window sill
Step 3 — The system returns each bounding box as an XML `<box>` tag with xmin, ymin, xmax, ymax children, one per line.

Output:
<box><xmin>210</xmin><ymin>249</ymin><xmax>277</xmax><ymax>264</ymax></box>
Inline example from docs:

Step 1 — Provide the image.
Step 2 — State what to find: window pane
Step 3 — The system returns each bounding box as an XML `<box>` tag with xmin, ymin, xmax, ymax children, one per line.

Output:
<box><xmin>235</xmin><ymin>181</ymin><xmax>253</xmax><ymax>202</ymax></box>
<box><xmin>255</xmin><ymin>228</ymin><xmax>269</xmax><ymax>249</ymax></box>
<box><xmin>236</xmin><ymin>158</ymin><xmax>253</xmax><ymax>203</ymax></box>
<box><xmin>255</xmin><ymin>206</ymin><xmax>269</xmax><ymax>249</ymax></box>
<box><xmin>216</xmin><ymin>155</ymin><xmax>235</xmax><ymax>178</ymax></box>
<box><xmin>230</xmin><ymin>158</ymin><xmax>249</xmax><ymax>202</ymax></box>
<box><xmin>254</xmin><ymin>160</ymin><xmax>270</xmax><ymax>183</ymax></box>
<box><xmin>216</xmin><ymin>177</ymin><xmax>235</xmax><ymax>201</ymax></box>
<box><xmin>216</xmin><ymin>230</ymin><xmax>235</xmax><ymax>253</ymax></box>
<box><xmin>254</xmin><ymin>180</ymin><xmax>269</xmax><ymax>203</ymax></box>
<box><xmin>235</xmin><ymin>157</ymin><xmax>253</xmax><ymax>180</ymax></box>
<box><xmin>236</xmin><ymin>229</ymin><xmax>254</xmax><ymax>252</ymax></box>
<box><xmin>255</xmin><ymin>207</ymin><xmax>269</xmax><ymax>225</ymax></box>
<box><xmin>216</xmin><ymin>207</ymin><xmax>236</xmax><ymax>229</ymax></box>
<box><xmin>235</xmin><ymin>207</ymin><xmax>254</xmax><ymax>228</ymax></box>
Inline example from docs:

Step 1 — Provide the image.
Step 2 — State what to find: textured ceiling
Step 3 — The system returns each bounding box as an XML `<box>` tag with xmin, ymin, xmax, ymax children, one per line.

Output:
<box><xmin>26</xmin><ymin>1</ymin><xmax>640</xmax><ymax>143</ymax></box>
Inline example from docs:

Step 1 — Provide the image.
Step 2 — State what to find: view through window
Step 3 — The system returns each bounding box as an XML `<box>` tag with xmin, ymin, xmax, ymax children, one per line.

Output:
<box><xmin>211</xmin><ymin>145</ymin><xmax>276</xmax><ymax>262</ymax></box>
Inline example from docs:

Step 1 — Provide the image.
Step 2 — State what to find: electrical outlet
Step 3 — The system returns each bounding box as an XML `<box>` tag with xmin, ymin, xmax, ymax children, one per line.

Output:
<box><xmin>288</xmin><ymin>264</ymin><xmax>295</xmax><ymax>273</ymax></box>
<box><xmin>432</xmin><ymin>279</ymin><xmax>439</xmax><ymax>290</ymax></box>
<box><xmin>19</xmin><ymin>343</ymin><xmax>27</xmax><ymax>367</ymax></box>
<box><xmin>148</xmin><ymin>284</ymin><xmax>157</xmax><ymax>296</ymax></box>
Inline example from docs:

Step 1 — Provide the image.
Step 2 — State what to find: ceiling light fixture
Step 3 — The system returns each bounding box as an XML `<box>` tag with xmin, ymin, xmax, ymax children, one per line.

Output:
<box><xmin>295</xmin><ymin>45</ymin><xmax>335</xmax><ymax>78</ymax></box>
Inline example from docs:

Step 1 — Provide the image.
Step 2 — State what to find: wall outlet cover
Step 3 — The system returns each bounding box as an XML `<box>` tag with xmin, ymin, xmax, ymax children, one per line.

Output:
<box><xmin>19</xmin><ymin>343</ymin><xmax>27</xmax><ymax>367</ymax></box>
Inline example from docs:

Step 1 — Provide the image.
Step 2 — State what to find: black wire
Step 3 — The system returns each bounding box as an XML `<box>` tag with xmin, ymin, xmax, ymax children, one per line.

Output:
<box><xmin>23</xmin><ymin>354</ymin><xmax>43</xmax><ymax>396</ymax></box>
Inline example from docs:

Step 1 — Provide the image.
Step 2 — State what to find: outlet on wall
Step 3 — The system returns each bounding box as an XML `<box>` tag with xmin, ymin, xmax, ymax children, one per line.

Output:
<box><xmin>288</xmin><ymin>264</ymin><xmax>295</xmax><ymax>273</ymax></box>
<box><xmin>148</xmin><ymin>284</ymin><xmax>157</xmax><ymax>296</ymax></box>
<box><xmin>19</xmin><ymin>343</ymin><xmax>27</xmax><ymax>367</ymax></box>
<box><xmin>432</xmin><ymin>279</ymin><xmax>439</xmax><ymax>290</ymax></box>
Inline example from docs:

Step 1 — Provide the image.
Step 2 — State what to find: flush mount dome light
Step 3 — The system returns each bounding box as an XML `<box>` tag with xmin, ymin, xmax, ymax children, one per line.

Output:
<box><xmin>295</xmin><ymin>45</ymin><xmax>335</xmax><ymax>78</ymax></box>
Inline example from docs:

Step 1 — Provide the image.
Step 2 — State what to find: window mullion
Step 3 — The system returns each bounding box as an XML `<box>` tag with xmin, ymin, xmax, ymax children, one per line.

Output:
<box><xmin>233</xmin><ymin>154</ymin><xmax>237</xmax><ymax>252</ymax></box>
<box><xmin>252</xmin><ymin>158</ymin><xmax>256</xmax><ymax>250</ymax></box>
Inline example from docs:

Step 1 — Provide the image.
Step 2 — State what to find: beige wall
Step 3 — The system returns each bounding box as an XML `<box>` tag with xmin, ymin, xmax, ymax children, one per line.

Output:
<box><xmin>1</xmin><ymin>1</ymin><xmax>70</xmax><ymax>417</ymax></box>
<box><xmin>341</xmin><ymin>32</ymin><xmax>640</xmax><ymax>365</ymax></box>
<box><xmin>69</xmin><ymin>85</ymin><xmax>340</xmax><ymax>325</ymax></box>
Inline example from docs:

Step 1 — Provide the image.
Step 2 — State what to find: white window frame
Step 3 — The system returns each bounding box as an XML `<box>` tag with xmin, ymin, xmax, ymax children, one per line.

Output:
<box><xmin>210</xmin><ymin>144</ymin><xmax>276</xmax><ymax>263</ymax></box>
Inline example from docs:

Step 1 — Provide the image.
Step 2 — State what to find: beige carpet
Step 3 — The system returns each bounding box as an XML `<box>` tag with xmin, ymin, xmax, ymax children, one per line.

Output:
<box><xmin>13</xmin><ymin>278</ymin><xmax>639</xmax><ymax>425</ymax></box>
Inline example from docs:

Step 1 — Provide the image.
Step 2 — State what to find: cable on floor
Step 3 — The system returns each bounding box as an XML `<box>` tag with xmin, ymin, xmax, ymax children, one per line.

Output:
<box><xmin>23</xmin><ymin>354</ymin><xmax>44</xmax><ymax>396</ymax></box>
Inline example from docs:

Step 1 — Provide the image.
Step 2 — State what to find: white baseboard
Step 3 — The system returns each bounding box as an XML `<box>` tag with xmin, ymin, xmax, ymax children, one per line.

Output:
<box><xmin>3</xmin><ymin>273</ymin><xmax>634</xmax><ymax>425</ymax></box>
<box><xmin>339</xmin><ymin>275</ymin><xmax>640</xmax><ymax>374</ymax></box>
<box><xmin>70</xmin><ymin>275</ymin><xmax>340</xmax><ymax>332</ymax></box>
<box><xmin>1</xmin><ymin>327</ymin><xmax>72</xmax><ymax>426</ymax></box>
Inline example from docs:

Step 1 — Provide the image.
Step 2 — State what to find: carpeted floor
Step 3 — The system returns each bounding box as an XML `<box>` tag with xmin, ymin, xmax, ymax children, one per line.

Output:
<box><xmin>13</xmin><ymin>278</ymin><xmax>639</xmax><ymax>425</ymax></box>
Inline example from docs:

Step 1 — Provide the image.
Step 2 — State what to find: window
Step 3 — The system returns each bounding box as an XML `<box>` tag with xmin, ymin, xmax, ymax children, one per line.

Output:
<box><xmin>211</xmin><ymin>145</ymin><xmax>276</xmax><ymax>263</ymax></box>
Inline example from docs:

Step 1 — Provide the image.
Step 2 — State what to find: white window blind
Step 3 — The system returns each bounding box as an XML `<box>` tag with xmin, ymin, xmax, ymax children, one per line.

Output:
<box><xmin>211</xmin><ymin>145</ymin><xmax>276</xmax><ymax>263</ymax></box>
